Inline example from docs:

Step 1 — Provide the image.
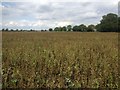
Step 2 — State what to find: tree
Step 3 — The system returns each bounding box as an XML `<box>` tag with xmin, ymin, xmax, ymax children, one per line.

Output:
<box><xmin>2</xmin><ymin>28</ymin><xmax>5</xmax><ymax>31</ymax></box>
<box><xmin>54</xmin><ymin>27</ymin><xmax>57</xmax><ymax>31</ymax></box>
<box><xmin>30</xmin><ymin>29</ymin><xmax>33</xmax><ymax>31</ymax></box>
<box><xmin>87</xmin><ymin>25</ymin><xmax>95</xmax><ymax>32</ymax></box>
<box><xmin>118</xmin><ymin>17</ymin><xmax>120</xmax><ymax>32</ymax></box>
<box><xmin>49</xmin><ymin>28</ymin><xmax>53</xmax><ymax>31</ymax></box>
<box><xmin>79</xmin><ymin>24</ymin><xmax>87</xmax><ymax>32</ymax></box>
<box><xmin>16</xmin><ymin>29</ymin><xmax>18</xmax><ymax>31</ymax></box>
<box><xmin>11</xmin><ymin>29</ymin><xmax>14</xmax><ymax>31</ymax></box>
<box><xmin>20</xmin><ymin>29</ymin><xmax>23</xmax><ymax>32</ymax></box>
<box><xmin>62</xmin><ymin>26</ymin><xmax>67</xmax><ymax>31</ymax></box>
<box><xmin>41</xmin><ymin>30</ymin><xmax>44</xmax><ymax>32</ymax></box>
<box><xmin>72</xmin><ymin>25</ymin><xmax>80</xmax><ymax>31</ymax></box>
<box><xmin>96</xmin><ymin>13</ymin><xmax>118</xmax><ymax>32</ymax></box>
<box><xmin>54</xmin><ymin>27</ymin><xmax>59</xmax><ymax>31</ymax></box>
<box><xmin>5</xmin><ymin>28</ymin><xmax>9</xmax><ymax>31</ymax></box>
<box><xmin>67</xmin><ymin>25</ymin><xmax>72</xmax><ymax>31</ymax></box>
<box><xmin>54</xmin><ymin>27</ymin><xmax>63</xmax><ymax>31</ymax></box>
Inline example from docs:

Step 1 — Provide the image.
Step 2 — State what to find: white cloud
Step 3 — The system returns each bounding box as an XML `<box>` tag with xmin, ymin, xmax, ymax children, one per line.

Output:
<box><xmin>2</xmin><ymin>0</ymin><xmax>119</xmax><ymax>3</ymax></box>
<box><xmin>32</xmin><ymin>21</ymin><xmax>43</xmax><ymax>26</ymax></box>
<box><xmin>57</xmin><ymin>21</ymin><xmax>73</xmax><ymax>26</ymax></box>
<box><xmin>3</xmin><ymin>20</ymin><xmax>43</xmax><ymax>27</ymax></box>
<box><xmin>3</xmin><ymin>21</ymin><xmax>21</xmax><ymax>26</ymax></box>
<box><xmin>84</xmin><ymin>12</ymin><xmax>98</xmax><ymax>18</ymax></box>
<box><xmin>2</xmin><ymin>1</ymin><xmax>118</xmax><ymax>30</ymax></box>
<box><xmin>0</xmin><ymin>4</ymin><xmax>4</xmax><ymax>8</ymax></box>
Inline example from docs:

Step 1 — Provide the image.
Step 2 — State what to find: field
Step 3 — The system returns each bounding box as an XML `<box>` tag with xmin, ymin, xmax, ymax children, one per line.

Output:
<box><xmin>2</xmin><ymin>32</ymin><xmax>119</xmax><ymax>88</ymax></box>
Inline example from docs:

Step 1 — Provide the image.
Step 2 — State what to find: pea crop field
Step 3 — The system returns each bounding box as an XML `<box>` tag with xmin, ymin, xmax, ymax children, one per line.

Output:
<box><xmin>2</xmin><ymin>32</ymin><xmax>119</xmax><ymax>88</ymax></box>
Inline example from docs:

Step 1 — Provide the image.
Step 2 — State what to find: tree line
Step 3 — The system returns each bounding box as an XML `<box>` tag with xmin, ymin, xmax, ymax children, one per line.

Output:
<box><xmin>2</xmin><ymin>13</ymin><xmax>119</xmax><ymax>32</ymax></box>
<box><xmin>49</xmin><ymin>24</ymin><xmax>96</xmax><ymax>32</ymax></box>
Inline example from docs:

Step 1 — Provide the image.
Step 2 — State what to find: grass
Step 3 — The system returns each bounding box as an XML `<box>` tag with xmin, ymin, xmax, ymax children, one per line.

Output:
<box><xmin>2</xmin><ymin>32</ymin><xmax>119</xmax><ymax>88</ymax></box>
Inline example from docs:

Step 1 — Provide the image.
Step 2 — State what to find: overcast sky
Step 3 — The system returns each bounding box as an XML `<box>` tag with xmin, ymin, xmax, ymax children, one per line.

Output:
<box><xmin>1</xmin><ymin>0</ymin><xmax>119</xmax><ymax>30</ymax></box>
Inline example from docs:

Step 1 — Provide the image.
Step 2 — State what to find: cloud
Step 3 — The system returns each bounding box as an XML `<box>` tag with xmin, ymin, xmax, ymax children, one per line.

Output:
<box><xmin>2</xmin><ymin>1</ymin><xmax>118</xmax><ymax>30</ymax></box>
<box><xmin>2</xmin><ymin>0</ymin><xmax>119</xmax><ymax>3</ymax></box>
<box><xmin>57</xmin><ymin>21</ymin><xmax>73</xmax><ymax>26</ymax></box>
<box><xmin>118</xmin><ymin>1</ymin><xmax>120</xmax><ymax>17</ymax></box>
<box><xmin>2</xmin><ymin>19</ymin><xmax>56</xmax><ymax>30</ymax></box>
<box><xmin>3</xmin><ymin>20</ymin><xmax>43</xmax><ymax>27</ymax></box>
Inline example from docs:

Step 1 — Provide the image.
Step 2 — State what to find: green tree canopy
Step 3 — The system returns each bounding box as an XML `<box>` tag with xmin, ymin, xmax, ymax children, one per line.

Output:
<box><xmin>79</xmin><ymin>24</ymin><xmax>87</xmax><ymax>32</ymax></box>
<box><xmin>62</xmin><ymin>26</ymin><xmax>67</xmax><ymax>31</ymax></box>
<box><xmin>67</xmin><ymin>25</ymin><xmax>72</xmax><ymax>31</ymax></box>
<box><xmin>87</xmin><ymin>24</ymin><xmax>95</xmax><ymax>32</ymax></box>
<box><xmin>96</xmin><ymin>13</ymin><xmax>118</xmax><ymax>32</ymax></box>
<box><xmin>72</xmin><ymin>25</ymin><xmax>80</xmax><ymax>31</ymax></box>
<box><xmin>49</xmin><ymin>28</ymin><xmax>53</xmax><ymax>31</ymax></box>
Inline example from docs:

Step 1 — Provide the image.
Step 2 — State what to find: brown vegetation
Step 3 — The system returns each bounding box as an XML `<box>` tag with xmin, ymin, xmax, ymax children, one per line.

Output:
<box><xmin>2</xmin><ymin>32</ymin><xmax>119</xmax><ymax>88</ymax></box>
